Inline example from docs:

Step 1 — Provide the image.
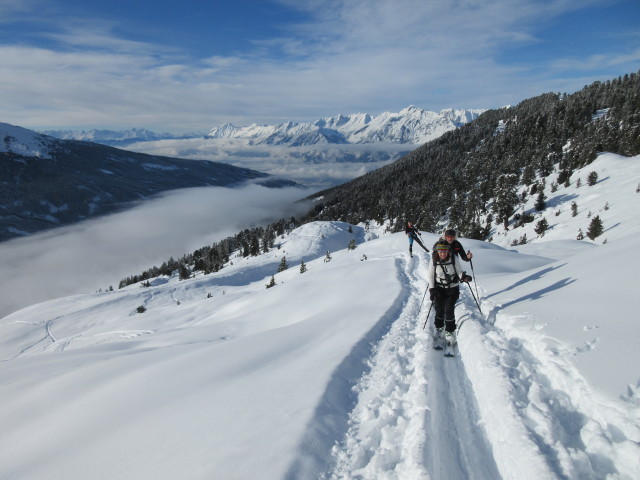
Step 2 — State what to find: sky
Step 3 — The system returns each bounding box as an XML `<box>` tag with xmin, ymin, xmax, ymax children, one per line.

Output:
<box><xmin>0</xmin><ymin>0</ymin><xmax>639</xmax><ymax>133</ymax></box>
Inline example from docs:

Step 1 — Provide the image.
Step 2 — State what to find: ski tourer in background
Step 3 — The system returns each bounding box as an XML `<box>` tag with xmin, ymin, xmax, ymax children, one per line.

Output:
<box><xmin>405</xmin><ymin>221</ymin><xmax>429</xmax><ymax>257</ymax></box>
<box><xmin>435</xmin><ymin>228</ymin><xmax>473</xmax><ymax>262</ymax></box>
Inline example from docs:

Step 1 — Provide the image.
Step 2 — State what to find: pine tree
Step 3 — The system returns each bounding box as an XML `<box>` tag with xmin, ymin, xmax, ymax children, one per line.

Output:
<box><xmin>277</xmin><ymin>256</ymin><xmax>288</xmax><ymax>272</ymax></box>
<box><xmin>266</xmin><ymin>276</ymin><xmax>276</xmax><ymax>289</ymax></box>
<box><xmin>587</xmin><ymin>215</ymin><xmax>604</xmax><ymax>239</ymax></box>
<box><xmin>300</xmin><ymin>260</ymin><xmax>307</xmax><ymax>273</ymax></box>
<box><xmin>587</xmin><ymin>171</ymin><xmax>599</xmax><ymax>186</ymax></box>
<box><xmin>571</xmin><ymin>201</ymin><xmax>578</xmax><ymax>217</ymax></box>
<box><xmin>534</xmin><ymin>218</ymin><xmax>549</xmax><ymax>235</ymax></box>
<box><xmin>534</xmin><ymin>190</ymin><xmax>547</xmax><ymax>211</ymax></box>
<box><xmin>348</xmin><ymin>239</ymin><xmax>357</xmax><ymax>250</ymax></box>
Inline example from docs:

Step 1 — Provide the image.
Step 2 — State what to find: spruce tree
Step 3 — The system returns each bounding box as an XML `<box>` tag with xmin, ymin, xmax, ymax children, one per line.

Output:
<box><xmin>277</xmin><ymin>257</ymin><xmax>289</xmax><ymax>272</ymax></box>
<box><xmin>587</xmin><ymin>215</ymin><xmax>604</xmax><ymax>239</ymax></box>
<box><xmin>534</xmin><ymin>218</ymin><xmax>549</xmax><ymax>235</ymax></box>
<box><xmin>534</xmin><ymin>190</ymin><xmax>547</xmax><ymax>211</ymax></box>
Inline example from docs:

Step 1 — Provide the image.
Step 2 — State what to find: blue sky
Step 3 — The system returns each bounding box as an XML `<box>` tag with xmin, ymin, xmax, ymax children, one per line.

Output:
<box><xmin>1</xmin><ymin>0</ymin><xmax>639</xmax><ymax>133</ymax></box>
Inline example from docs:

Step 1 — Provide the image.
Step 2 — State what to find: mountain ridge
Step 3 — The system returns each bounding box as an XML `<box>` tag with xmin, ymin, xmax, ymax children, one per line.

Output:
<box><xmin>1</xmin><ymin>122</ymin><xmax>296</xmax><ymax>242</ymax></box>
<box><xmin>40</xmin><ymin>106</ymin><xmax>485</xmax><ymax>148</ymax></box>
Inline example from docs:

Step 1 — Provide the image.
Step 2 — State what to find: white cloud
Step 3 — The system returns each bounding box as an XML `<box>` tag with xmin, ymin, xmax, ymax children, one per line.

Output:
<box><xmin>0</xmin><ymin>0</ymin><xmax>636</xmax><ymax>132</ymax></box>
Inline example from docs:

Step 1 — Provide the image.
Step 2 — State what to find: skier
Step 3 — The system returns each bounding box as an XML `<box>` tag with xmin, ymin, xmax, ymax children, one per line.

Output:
<box><xmin>405</xmin><ymin>221</ymin><xmax>429</xmax><ymax>257</ymax></box>
<box><xmin>435</xmin><ymin>228</ymin><xmax>473</xmax><ymax>262</ymax></box>
<box><xmin>427</xmin><ymin>240</ymin><xmax>472</xmax><ymax>352</ymax></box>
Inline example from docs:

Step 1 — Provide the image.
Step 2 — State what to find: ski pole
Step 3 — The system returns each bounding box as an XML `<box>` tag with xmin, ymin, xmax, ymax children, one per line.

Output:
<box><xmin>465</xmin><ymin>281</ymin><xmax>484</xmax><ymax>321</ymax></box>
<box><xmin>422</xmin><ymin>300</ymin><xmax>434</xmax><ymax>330</ymax></box>
<box><xmin>469</xmin><ymin>258</ymin><xmax>480</xmax><ymax>300</ymax></box>
<box><xmin>419</xmin><ymin>284</ymin><xmax>429</xmax><ymax>313</ymax></box>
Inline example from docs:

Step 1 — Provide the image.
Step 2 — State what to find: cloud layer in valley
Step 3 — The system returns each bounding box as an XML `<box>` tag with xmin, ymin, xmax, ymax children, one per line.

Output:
<box><xmin>0</xmin><ymin>184</ymin><xmax>309</xmax><ymax>319</ymax></box>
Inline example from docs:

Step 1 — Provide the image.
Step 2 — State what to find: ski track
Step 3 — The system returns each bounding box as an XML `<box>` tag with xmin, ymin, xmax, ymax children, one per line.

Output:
<box><xmin>324</xmin><ymin>253</ymin><xmax>500</xmax><ymax>480</ymax></box>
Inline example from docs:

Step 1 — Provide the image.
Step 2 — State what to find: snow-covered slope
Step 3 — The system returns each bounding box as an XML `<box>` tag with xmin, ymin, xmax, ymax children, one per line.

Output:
<box><xmin>1</xmin><ymin>210</ymin><xmax>639</xmax><ymax>478</ymax></box>
<box><xmin>487</xmin><ymin>153</ymin><xmax>640</xmax><ymax>248</ymax></box>
<box><xmin>1</xmin><ymin>122</ymin><xmax>56</xmax><ymax>158</ymax></box>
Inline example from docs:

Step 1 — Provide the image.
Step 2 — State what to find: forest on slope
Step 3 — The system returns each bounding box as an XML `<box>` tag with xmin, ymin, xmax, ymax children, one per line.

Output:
<box><xmin>302</xmin><ymin>72</ymin><xmax>640</xmax><ymax>236</ymax></box>
<box><xmin>119</xmin><ymin>72</ymin><xmax>640</xmax><ymax>287</ymax></box>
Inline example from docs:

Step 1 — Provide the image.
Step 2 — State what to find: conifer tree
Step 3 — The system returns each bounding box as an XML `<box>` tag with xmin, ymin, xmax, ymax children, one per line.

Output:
<box><xmin>534</xmin><ymin>190</ymin><xmax>547</xmax><ymax>211</ymax></box>
<box><xmin>587</xmin><ymin>215</ymin><xmax>604</xmax><ymax>239</ymax></box>
<box><xmin>534</xmin><ymin>218</ymin><xmax>549</xmax><ymax>235</ymax></box>
<box><xmin>300</xmin><ymin>260</ymin><xmax>307</xmax><ymax>273</ymax></box>
<box><xmin>277</xmin><ymin>257</ymin><xmax>289</xmax><ymax>272</ymax></box>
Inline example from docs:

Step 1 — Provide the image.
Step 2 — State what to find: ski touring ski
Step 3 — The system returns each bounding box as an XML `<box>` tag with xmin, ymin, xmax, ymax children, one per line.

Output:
<box><xmin>432</xmin><ymin>327</ymin><xmax>444</xmax><ymax>350</ymax></box>
<box><xmin>443</xmin><ymin>331</ymin><xmax>457</xmax><ymax>357</ymax></box>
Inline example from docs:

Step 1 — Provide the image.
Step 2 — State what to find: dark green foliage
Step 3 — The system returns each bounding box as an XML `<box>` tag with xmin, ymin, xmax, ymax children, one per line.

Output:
<box><xmin>534</xmin><ymin>218</ymin><xmax>549</xmax><ymax>235</ymax></box>
<box><xmin>587</xmin><ymin>171</ymin><xmax>599</xmax><ymax>186</ymax></box>
<box><xmin>587</xmin><ymin>215</ymin><xmax>604</xmax><ymax>240</ymax></box>
<box><xmin>277</xmin><ymin>257</ymin><xmax>289</xmax><ymax>272</ymax></box>
<box><xmin>534</xmin><ymin>190</ymin><xmax>547</xmax><ymax>211</ymax></box>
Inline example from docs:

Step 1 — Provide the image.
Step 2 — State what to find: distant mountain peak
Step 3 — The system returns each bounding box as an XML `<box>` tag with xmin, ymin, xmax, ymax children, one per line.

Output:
<box><xmin>205</xmin><ymin>106</ymin><xmax>485</xmax><ymax>146</ymax></box>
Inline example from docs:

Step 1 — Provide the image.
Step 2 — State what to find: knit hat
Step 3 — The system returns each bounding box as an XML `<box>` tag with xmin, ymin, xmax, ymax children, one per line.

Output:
<box><xmin>434</xmin><ymin>241</ymin><xmax>450</xmax><ymax>252</ymax></box>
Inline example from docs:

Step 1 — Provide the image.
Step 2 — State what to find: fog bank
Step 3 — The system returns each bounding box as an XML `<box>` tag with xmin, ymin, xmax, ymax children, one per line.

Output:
<box><xmin>0</xmin><ymin>184</ymin><xmax>309</xmax><ymax>318</ymax></box>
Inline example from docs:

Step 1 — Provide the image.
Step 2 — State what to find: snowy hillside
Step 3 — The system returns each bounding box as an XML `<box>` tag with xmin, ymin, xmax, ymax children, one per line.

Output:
<box><xmin>2</xmin><ymin>151</ymin><xmax>640</xmax><ymax>480</ymax></box>
<box><xmin>1</xmin><ymin>122</ymin><xmax>56</xmax><ymax>158</ymax></box>
<box><xmin>484</xmin><ymin>152</ymin><xmax>640</xmax><ymax>248</ymax></box>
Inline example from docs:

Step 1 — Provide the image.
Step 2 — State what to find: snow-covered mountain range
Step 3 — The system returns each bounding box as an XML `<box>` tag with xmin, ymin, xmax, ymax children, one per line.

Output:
<box><xmin>39</xmin><ymin>127</ymin><xmax>186</xmax><ymax>147</ymax></box>
<box><xmin>206</xmin><ymin>106</ymin><xmax>484</xmax><ymax>146</ymax></box>
<box><xmin>41</xmin><ymin>106</ymin><xmax>484</xmax><ymax>148</ymax></box>
<box><xmin>1</xmin><ymin>122</ymin><xmax>294</xmax><ymax>241</ymax></box>
<box><xmin>1</xmin><ymin>153</ymin><xmax>638</xmax><ymax>479</ymax></box>
<box><xmin>71</xmin><ymin>106</ymin><xmax>483</xmax><ymax>189</ymax></box>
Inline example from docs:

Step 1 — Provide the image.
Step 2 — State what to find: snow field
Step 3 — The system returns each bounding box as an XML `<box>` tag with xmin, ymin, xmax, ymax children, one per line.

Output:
<box><xmin>1</xmin><ymin>194</ymin><xmax>640</xmax><ymax>480</ymax></box>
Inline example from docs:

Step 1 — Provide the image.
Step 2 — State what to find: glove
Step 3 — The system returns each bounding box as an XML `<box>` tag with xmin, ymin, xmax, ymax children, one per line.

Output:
<box><xmin>429</xmin><ymin>288</ymin><xmax>437</xmax><ymax>301</ymax></box>
<box><xmin>462</xmin><ymin>275</ymin><xmax>473</xmax><ymax>283</ymax></box>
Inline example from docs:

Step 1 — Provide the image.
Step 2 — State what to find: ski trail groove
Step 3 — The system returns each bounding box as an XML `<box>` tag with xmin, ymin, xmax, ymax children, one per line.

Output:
<box><xmin>326</xmin><ymin>253</ymin><xmax>501</xmax><ymax>479</ymax></box>
<box><xmin>285</xmin><ymin>256</ymin><xmax>414</xmax><ymax>480</ymax></box>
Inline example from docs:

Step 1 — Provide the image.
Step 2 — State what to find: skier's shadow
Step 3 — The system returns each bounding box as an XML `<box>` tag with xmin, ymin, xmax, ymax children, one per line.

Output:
<box><xmin>484</xmin><ymin>264</ymin><xmax>565</xmax><ymax>300</ymax></box>
<box><xmin>485</xmin><ymin>276</ymin><xmax>576</xmax><ymax>324</ymax></box>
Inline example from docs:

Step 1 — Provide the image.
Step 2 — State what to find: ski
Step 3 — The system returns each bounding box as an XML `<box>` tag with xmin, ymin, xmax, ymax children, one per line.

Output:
<box><xmin>443</xmin><ymin>343</ymin><xmax>455</xmax><ymax>357</ymax></box>
<box><xmin>443</xmin><ymin>331</ymin><xmax>457</xmax><ymax>357</ymax></box>
<box><xmin>432</xmin><ymin>328</ymin><xmax>444</xmax><ymax>350</ymax></box>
